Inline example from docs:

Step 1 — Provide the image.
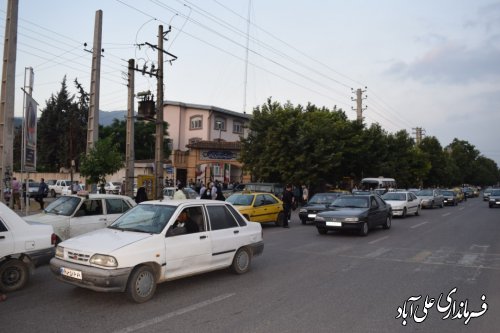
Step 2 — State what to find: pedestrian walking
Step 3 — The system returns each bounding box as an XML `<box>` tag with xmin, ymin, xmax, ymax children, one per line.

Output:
<box><xmin>135</xmin><ymin>187</ymin><xmax>148</xmax><ymax>204</ymax></box>
<box><xmin>301</xmin><ymin>185</ymin><xmax>309</xmax><ymax>206</ymax></box>
<box><xmin>173</xmin><ymin>183</ymin><xmax>187</xmax><ymax>200</ymax></box>
<box><xmin>35</xmin><ymin>178</ymin><xmax>48</xmax><ymax>210</ymax></box>
<box><xmin>11</xmin><ymin>177</ymin><xmax>21</xmax><ymax>209</ymax></box>
<box><xmin>282</xmin><ymin>184</ymin><xmax>294</xmax><ymax>228</ymax></box>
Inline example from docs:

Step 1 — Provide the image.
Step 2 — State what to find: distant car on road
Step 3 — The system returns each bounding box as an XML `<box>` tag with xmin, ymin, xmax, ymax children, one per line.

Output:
<box><xmin>488</xmin><ymin>189</ymin><xmax>500</xmax><ymax>208</ymax></box>
<box><xmin>104</xmin><ymin>181</ymin><xmax>122</xmax><ymax>194</ymax></box>
<box><xmin>315</xmin><ymin>194</ymin><xmax>392</xmax><ymax>236</ymax></box>
<box><xmin>226</xmin><ymin>192</ymin><xmax>284</xmax><ymax>226</ymax></box>
<box><xmin>441</xmin><ymin>189</ymin><xmax>459</xmax><ymax>206</ymax></box>
<box><xmin>381</xmin><ymin>191</ymin><xmax>421</xmax><ymax>217</ymax></box>
<box><xmin>483</xmin><ymin>187</ymin><xmax>494</xmax><ymax>201</ymax></box>
<box><xmin>416</xmin><ymin>189</ymin><xmax>444</xmax><ymax>209</ymax></box>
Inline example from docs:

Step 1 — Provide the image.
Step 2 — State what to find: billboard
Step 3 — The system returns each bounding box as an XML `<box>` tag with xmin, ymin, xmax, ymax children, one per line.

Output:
<box><xmin>24</xmin><ymin>94</ymin><xmax>37</xmax><ymax>171</ymax></box>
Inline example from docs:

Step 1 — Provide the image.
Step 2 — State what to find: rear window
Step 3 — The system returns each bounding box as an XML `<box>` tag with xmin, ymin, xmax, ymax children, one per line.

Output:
<box><xmin>207</xmin><ymin>205</ymin><xmax>239</xmax><ymax>230</ymax></box>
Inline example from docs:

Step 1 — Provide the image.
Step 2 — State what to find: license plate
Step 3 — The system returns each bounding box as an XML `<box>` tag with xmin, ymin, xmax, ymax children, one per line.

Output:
<box><xmin>326</xmin><ymin>221</ymin><xmax>342</xmax><ymax>227</ymax></box>
<box><xmin>60</xmin><ymin>267</ymin><xmax>82</xmax><ymax>280</ymax></box>
<box><xmin>308</xmin><ymin>213</ymin><xmax>316</xmax><ymax>218</ymax></box>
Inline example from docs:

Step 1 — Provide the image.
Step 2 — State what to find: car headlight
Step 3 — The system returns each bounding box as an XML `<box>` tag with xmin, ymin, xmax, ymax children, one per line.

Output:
<box><xmin>90</xmin><ymin>254</ymin><xmax>118</xmax><ymax>267</ymax></box>
<box><xmin>55</xmin><ymin>246</ymin><xmax>64</xmax><ymax>258</ymax></box>
<box><xmin>344</xmin><ymin>217</ymin><xmax>359</xmax><ymax>222</ymax></box>
<box><xmin>315</xmin><ymin>216</ymin><xmax>325</xmax><ymax>222</ymax></box>
<box><xmin>299</xmin><ymin>208</ymin><xmax>307</xmax><ymax>213</ymax></box>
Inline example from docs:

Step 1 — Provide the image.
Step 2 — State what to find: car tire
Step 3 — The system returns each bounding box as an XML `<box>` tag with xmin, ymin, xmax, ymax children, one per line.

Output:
<box><xmin>359</xmin><ymin>222</ymin><xmax>369</xmax><ymax>236</ymax></box>
<box><xmin>301</xmin><ymin>219</ymin><xmax>306</xmax><ymax>225</ymax></box>
<box><xmin>383</xmin><ymin>215</ymin><xmax>392</xmax><ymax>230</ymax></box>
<box><xmin>440</xmin><ymin>201</ymin><xmax>444</xmax><ymax>208</ymax></box>
<box><xmin>317</xmin><ymin>227</ymin><xmax>328</xmax><ymax>235</ymax></box>
<box><xmin>415</xmin><ymin>206</ymin><xmax>420</xmax><ymax>216</ymax></box>
<box><xmin>126</xmin><ymin>266</ymin><xmax>156</xmax><ymax>303</ymax></box>
<box><xmin>402</xmin><ymin>208</ymin><xmax>407</xmax><ymax>218</ymax></box>
<box><xmin>50</xmin><ymin>189</ymin><xmax>56</xmax><ymax>198</ymax></box>
<box><xmin>0</xmin><ymin>259</ymin><xmax>29</xmax><ymax>292</ymax></box>
<box><xmin>231</xmin><ymin>247</ymin><xmax>251</xmax><ymax>274</ymax></box>
<box><xmin>275</xmin><ymin>212</ymin><xmax>284</xmax><ymax>227</ymax></box>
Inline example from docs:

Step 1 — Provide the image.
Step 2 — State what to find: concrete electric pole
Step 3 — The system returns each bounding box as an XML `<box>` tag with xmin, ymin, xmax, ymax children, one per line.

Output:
<box><xmin>125</xmin><ymin>59</ymin><xmax>135</xmax><ymax>198</ymax></box>
<box><xmin>351</xmin><ymin>87</ymin><xmax>367</xmax><ymax>123</ymax></box>
<box><xmin>155</xmin><ymin>25</ymin><xmax>165</xmax><ymax>200</ymax></box>
<box><xmin>86</xmin><ymin>9</ymin><xmax>102</xmax><ymax>153</ymax></box>
<box><xmin>0</xmin><ymin>0</ymin><xmax>18</xmax><ymax>202</ymax></box>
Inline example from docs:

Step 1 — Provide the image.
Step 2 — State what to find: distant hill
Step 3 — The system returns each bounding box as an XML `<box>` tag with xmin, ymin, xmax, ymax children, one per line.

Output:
<box><xmin>14</xmin><ymin>110</ymin><xmax>128</xmax><ymax>128</ymax></box>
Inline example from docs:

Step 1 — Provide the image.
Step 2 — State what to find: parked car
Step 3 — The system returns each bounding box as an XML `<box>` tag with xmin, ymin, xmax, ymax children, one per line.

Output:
<box><xmin>483</xmin><ymin>187</ymin><xmax>494</xmax><ymax>201</ymax></box>
<box><xmin>237</xmin><ymin>183</ymin><xmax>284</xmax><ymax>199</ymax></box>
<box><xmin>104</xmin><ymin>181</ymin><xmax>122</xmax><ymax>194</ymax></box>
<box><xmin>441</xmin><ymin>190</ymin><xmax>459</xmax><ymax>206</ymax></box>
<box><xmin>23</xmin><ymin>181</ymin><xmax>47</xmax><ymax>200</ymax></box>
<box><xmin>226</xmin><ymin>192</ymin><xmax>284</xmax><ymax>226</ymax></box>
<box><xmin>61</xmin><ymin>183</ymin><xmax>84</xmax><ymax>196</ymax></box>
<box><xmin>23</xmin><ymin>193</ymin><xmax>136</xmax><ymax>243</ymax></box>
<box><xmin>299</xmin><ymin>192</ymin><xmax>343</xmax><ymax>224</ymax></box>
<box><xmin>416</xmin><ymin>189</ymin><xmax>444</xmax><ymax>209</ymax></box>
<box><xmin>381</xmin><ymin>191</ymin><xmax>421</xmax><ymax>217</ymax></box>
<box><xmin>0</xmin><ymin>201</ymin><xmax>56</xmax><ymax>292</ymax></box>
<box><xmin>315</xmin><ymin>194</ymin><xmax>392</xmax><ymax>236</ymax></box>
<box><xmin>49</xmin><ymin>200</ymin><xmax>264</xmax><ymax>303</ymax></box>
<box><xmin>488</xmin><ymin>189</ymin><xmax>500</xmax><ymax>208</ymax></box>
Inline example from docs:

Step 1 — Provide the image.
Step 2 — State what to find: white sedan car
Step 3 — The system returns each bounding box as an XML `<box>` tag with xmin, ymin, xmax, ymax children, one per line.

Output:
<box><xmin>49</xmin><ymin>200</ymin><xmax>264</xmax><ymax>303</ymax></box>
<box><xmin>381</xmin><ymin>191</ymin><xmax>421</xmax><ymax>217</ymax></box>
<box><xmin>24</xmin><ymin>193</ymin><xmax>136</xmax><ymax>243</ymax></box>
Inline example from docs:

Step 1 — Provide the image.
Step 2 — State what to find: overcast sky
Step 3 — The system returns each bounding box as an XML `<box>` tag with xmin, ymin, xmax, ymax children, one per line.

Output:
<box><xmin>1</xmin><ymin>0</ymin><xmax>500</xmax><ymax>166</ymax></box>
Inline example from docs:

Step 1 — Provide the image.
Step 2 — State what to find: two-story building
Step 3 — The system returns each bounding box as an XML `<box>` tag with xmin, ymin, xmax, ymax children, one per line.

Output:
<box><xmin>164</xmin><ymin>101</ymin><xmax>252</xmax><ymax>187</ymax></box>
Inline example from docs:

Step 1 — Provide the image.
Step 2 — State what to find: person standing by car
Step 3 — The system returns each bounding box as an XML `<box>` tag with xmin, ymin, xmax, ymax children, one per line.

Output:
<box><xmin>301</xmin><ymin>184</ymin><xmax>309</xmax><ymax>206</ymax></box>
<box><xmin>173</xmin><ymin>183</ymin><xmax>187</xmax><ymax>200</ymax></box>
<box><xmin>35</xmin><ymin>178</ymin><xmax>48</xmax><ymax>210</ymax></box>
<box><xmin>135</xmin><ymin>187</ymin><xmax>148</xmax><ymax>204</ymax></box>
<box><xmin>282</xmin><ymin>184</ymin><xmax>294</xmax><ymax>228</ymax></box>
<box><xmin>11</xmin><ymin>177</ymin><xmax>21</xmax><ymax>210</ymax></box>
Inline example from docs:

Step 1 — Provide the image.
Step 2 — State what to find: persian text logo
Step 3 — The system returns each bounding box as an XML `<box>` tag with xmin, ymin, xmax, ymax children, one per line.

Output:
<box><xmin>395</xmin><ymin>287</ymin><xmax>488</xmax><ymax>326</ymax></box>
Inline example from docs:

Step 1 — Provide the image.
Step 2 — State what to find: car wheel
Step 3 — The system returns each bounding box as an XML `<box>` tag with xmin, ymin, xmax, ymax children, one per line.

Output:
<box><xmin>440</xmin><ymin>201</ymin><xmax>444</xmax><ymax>208</ymax></box>
<box><xmin>231</xmin><ymin>247</ymin><xmax>251</xmax><ymax>274</ymax></box>
<box><xmin>50</xmin><ymin>189</ymin><xmax>56</xmax><ymax>197</ymax></box>
<box><xmin>317</xmin><ymin>227</ymin><xmax>328</xmax><ymax>235</ymax></box>
<box><xmin>402</xmin><ymin>208</ymin><xmax>407</xmax><ymax>218</ymax></box>
<box><xmin>359</xmin><ymin>222</ymin><xmax>369</xmax><ymax>236</ymax></box>
<box><xmin>0</xmin><ymin>259</ymin><xmax>29</xmax><ymax>292</ymax></box>
<box><xmin>275</xmin><ymin>212</ymin><xmax>284</xmax><ymax>227</ymax></box>
<box><xmin>431</xmin><ymin>200</ymin><xmax>435</xmax><ymax>209</ymax></box>
<box><xmin>301</xmin><ymin>219</ymin><xmax>306</xmax><ymax>225</ymax></box>
<box><xmin>415</xmin><ymin>206</ymin><xmax>420</xmax><ymax>216</ymax></box>
<box><xmin>126</xmin><ymin>266</ymin><xmax>156</xmax><ymax>303</ymax></box>
<box><xmin>383</xmin><ymin>215</ymin><xmax>392</xmax><ymax>230</ymax></box>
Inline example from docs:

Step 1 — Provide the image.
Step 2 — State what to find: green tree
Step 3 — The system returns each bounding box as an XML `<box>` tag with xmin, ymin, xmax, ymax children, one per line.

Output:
<box><xmin>446</xmin><ymin>138</ymin><xmax>480</xmax><ymax>184</ymax></box>
<box><xmin>79</xmin><ymin>137</ymin><xmax>124</xmax><ymax>185</ymax></box>
<box><xmin>99</xmin><ymin>119</ymin><xmax>170</xmax><ymax>160</ymax></box>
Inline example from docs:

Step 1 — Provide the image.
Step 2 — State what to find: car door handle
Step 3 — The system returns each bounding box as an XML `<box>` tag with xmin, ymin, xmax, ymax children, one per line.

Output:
<box><xmin>99</xmin><ymin>218</ymin><xmax>107</xmax><ymax>221</ymax></box>
<box><xmin>233</xmin><ymin>230</ymin><xmax>239</xmax><ymax>234</ymax></box>
<box><xmin>200</xmin><ymin>235</ymin><xmax>207</xmax><ymax>239</ymax></box>
<box><xmin>0</xmin><ymin>236</ymin><xmax>5</xmax><ymax>239</ymax></box>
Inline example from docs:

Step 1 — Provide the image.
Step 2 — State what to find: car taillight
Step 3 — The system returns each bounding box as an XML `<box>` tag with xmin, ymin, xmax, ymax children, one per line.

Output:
<box><xmin>51</xmin><ymin>233</ymin><xmax>57</xmax><ymax>246</ymax></box>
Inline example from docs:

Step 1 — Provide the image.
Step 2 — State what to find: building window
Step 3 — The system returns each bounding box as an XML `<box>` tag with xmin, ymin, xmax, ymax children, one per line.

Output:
<box><xmin>233</xmin><ymin>121</ymin><xmax>243</xmax><ymax>134</ymax></box>
<box><xmin>214</xmin><ymin>118</ymin><xmax>226</xmax><ymax>131</ymax></box>
<box><xmin>213</xmin><ymin>164</ymin><xmax>221</xmax><ymax>176</ymax></box>
<box><xmin>190</xmin><ymin>116</ymin><xmax>203</xmax><ymax>130</ymax></box>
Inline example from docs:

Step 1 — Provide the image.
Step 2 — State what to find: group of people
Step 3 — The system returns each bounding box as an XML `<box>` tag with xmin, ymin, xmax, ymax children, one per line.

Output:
<box><xmin>199</xmin><ymin>181</ymin><xmax>225</xmax><ymax>200</ymax></box>
<box><xmin>8</xmin><ymin>177</ymin><xmax>48</xmax><ymax>210</ymax></box>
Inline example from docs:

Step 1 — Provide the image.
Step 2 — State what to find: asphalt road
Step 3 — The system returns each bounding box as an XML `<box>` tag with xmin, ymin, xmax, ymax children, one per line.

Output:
<box><xmin>1</xmin><ymin>197</ymin><xmax>499</xmax><ymax>332</ymax></box>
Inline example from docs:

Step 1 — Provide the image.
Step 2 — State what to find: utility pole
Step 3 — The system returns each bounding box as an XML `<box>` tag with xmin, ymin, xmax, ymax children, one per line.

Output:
<box><xmin>155</xmin><ymin>25</ymin><xmax>164</xmax><ymax>200</ymax></box>
<box><xmin>125</xmin><ymin>59</ymin><xmax>135</xmax><ymax>198</ymax></box>
<box><xmin>86</xmin><ymin>10</ymin><xmax>102</xmax><ymax>153</ymax></box>
<box><xmin>351</xmin><ymin>87</ymin><xmax>367</xmax><ymax>123</ymax></box>
<box><xmin>412</xmin><ymin>127</ymin><xmax>425</xmax><ymax>145</ymax></box>
<box><xmin>0</xmin><ymin>0</ymin><xmax>18</xmax><ymax>202</ymax></box>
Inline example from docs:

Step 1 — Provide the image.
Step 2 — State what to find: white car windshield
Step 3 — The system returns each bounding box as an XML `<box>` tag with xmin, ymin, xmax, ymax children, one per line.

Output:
<box><xmin>309</xmin><ymin>193</ymin><xmax>339</xmax><ymax>204</ymax></box>
<box><xmin>109</xmin><ymin>204</ymin><xmax>176</xmax><ymax>234</ymax></box>
<box><xmin>226</xmin><ymin>194</ymin><xmax>254</xmax><ymax>206</ymax></box>
<box><xmin>331</xmin><ymin>196</ymin><xmax>369</xmax><ymax>208</ymax></box>
<box><xmin>382</xmin><ymin>193</ymin><xmax>406</xmax><ymax>201</ymax></box>
<box><xmin>45</xmin><ymin>196</ymin><xmax>81</xmax><ymax>216</ymax></box>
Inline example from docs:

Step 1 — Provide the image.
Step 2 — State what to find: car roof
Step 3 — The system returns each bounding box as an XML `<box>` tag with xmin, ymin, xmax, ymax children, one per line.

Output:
<box><xmin>139</xmin><ymin>199</ymin><xmax>229</xmax><ymax>206</ymax></box>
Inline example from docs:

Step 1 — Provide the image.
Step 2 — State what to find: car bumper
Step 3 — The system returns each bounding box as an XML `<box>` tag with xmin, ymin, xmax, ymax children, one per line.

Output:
<box><xmin>420</xmin><ymin>201</ymin><xmax>433</xmax><ymax>208</ymax></box>
<box><xmin>299</xmin><ymin>212</ymin><xmax>317</xmax><ymax>223</ymax></box>
<box><xmin>27</xmin><ymin>246</ymin><xmax>56</xmax><ymax>267</ymax></box>
<box><xmin>49</xmin><ymin>257</ymin><xmax>132</xmax><ymax>292</ymax></box>
<box><xmin>392</xmin><ymin>209</ymin><xmax>404</xmax><ymax>216</ymax></box>
<box><xmin>316</xmin><ymin>220</ymin><xmax>364</xmax><ymax>231</ymax></box>
<box><xmin>489</xmin><ymin>200</ymin><xmax>500</xmax><ymax>207</ymax></box>
<box><xmin>443</xmin><ymin>199</ymin><xmax>455</xmax><ymax>206</ymax></box>
<box><xmin>249</xmin><ymin>241</ymin><xmax>264</xmax><ymax>256</ymax></box>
